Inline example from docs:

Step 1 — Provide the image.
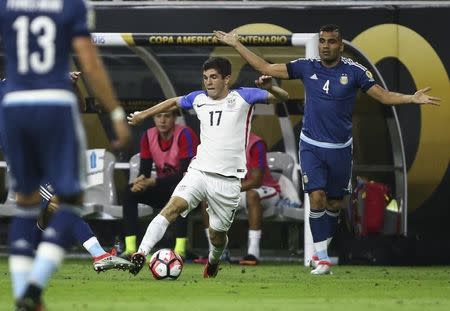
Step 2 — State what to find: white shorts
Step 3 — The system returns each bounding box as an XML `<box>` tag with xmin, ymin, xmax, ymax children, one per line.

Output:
<box><xmin>172</xmin><ymin>168</ymin><xmax>241</xmax><ymax>232</ymax></box>
<box><xmin>238</xmin><ymin>186</ymin><xmax>280</xmax><ymax>216</ymax></box>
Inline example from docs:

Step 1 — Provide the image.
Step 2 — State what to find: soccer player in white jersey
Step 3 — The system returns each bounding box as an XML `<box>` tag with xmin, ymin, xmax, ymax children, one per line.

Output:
<box><xmin>215</xmin><ymin>25</ymin><xmax>441</xmax><ymax>274</ymax></box>
<box><xmin>126</xmin><ymin>57</ymin><xmax>289</xmax><ymax>277</ymax></box>
<box><xmin>0</xmin><ymin>1</ymin><xmax>130</xmax><ymax>309</ymax></box>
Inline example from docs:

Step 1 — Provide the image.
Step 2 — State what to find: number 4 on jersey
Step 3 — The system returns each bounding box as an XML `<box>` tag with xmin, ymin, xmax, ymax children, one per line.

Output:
<box><xmin>322</xmin><ymin>80</ymin><xmax>330</xmax><ymax>94</ymax></box>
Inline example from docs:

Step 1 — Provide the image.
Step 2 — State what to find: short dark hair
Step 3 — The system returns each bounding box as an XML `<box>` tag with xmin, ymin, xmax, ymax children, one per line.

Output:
<box><xmin>202</xmin><ymin>57</ymin><xmax>231</xmax><ymax>77</ymax></box>
<box><xmin>319</xmin><ymin>24</ymin><xmax>343</xmax><ymax>40</ymax></box>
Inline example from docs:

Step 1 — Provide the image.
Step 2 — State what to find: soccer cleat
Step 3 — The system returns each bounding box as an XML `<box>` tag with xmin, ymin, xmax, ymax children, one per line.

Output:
<box><xmin>15</xmin><ymin>298</ymin><xmax>45</xmax><ymax>311</ymax></box>
<box><xmin>118</xmin><ymin>251</ymin><xmax>132</xmax><ymax>261</ymax></box>
<box><xmin>203</xmin><ymin>261</ymin><xmax>220</xmax><ymax>278</ymax></box>
<box><xmin>93</xmin><ymin>253</ymin><xmax>135</xmax><ymax>273</ymax></box>
<box><xmin>309</xmin><ymin>255</ymin><xmax>320</xmax><ymax>269</ymax></box>
<box><xmin>239</xmin><ymin>254</ymin><xmax>259</xmax><ymax>266</ymax></box>
<box><xmin>310</xmin><ymin>260</ymin><xmax>332</xmax><ymax>275</ymax></box>
<box><xmin>129</xmin><ymin>252</ymin><xmax>146</xmax><ymax>276</ymax></box>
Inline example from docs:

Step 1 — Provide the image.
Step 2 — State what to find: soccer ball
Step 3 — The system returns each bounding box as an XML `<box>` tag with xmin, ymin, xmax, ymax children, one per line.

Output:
<box><xmin>148</xmin><ymin>249</ymin><xmax>184</xmax><ymax>280</ymax></box>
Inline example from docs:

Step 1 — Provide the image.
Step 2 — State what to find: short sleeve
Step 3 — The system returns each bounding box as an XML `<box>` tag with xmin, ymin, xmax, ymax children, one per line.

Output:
<box><xmin>179</xmin><ymin>90</ymin><xmax>205</xmax><ymax>109</ymax></box>
<box><xmin>286</xmin><ymin>58</ymin><xmax>308</xmax><ymax>80</ymax></box>
<box><xmin>357</xmin><ymin>68</ymin><xmax>376</xmax><ymax>92</ymax></box>
<box><xmin>236</xmin><ymin>87</ymin><xmax>269</xmax><ymax>105</ymax></box>
<box><xmin>70</xmin><ymin>0</ymin><xmax>94</xmax><ymax>38</ymax></box>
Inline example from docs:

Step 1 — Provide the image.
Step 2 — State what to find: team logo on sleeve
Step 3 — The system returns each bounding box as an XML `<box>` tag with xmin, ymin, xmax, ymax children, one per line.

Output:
<box><xmin>303</xmin><ymin>173</ymin><xmax>309</xmax><ymax>184</ymax></box>
<box><xmin>365</xmin><ymin>70</ymin><xmax>375</xmax><ymax>81</ymax></box>
<box><xmin>339</xmin><ymin>74</ymin><xmax>349</xmax><ymax>85</ymax></box>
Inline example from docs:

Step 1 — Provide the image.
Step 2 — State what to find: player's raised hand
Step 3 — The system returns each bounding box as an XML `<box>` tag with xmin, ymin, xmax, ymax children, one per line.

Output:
<box><xmin>127</xmin><ymin>111</ymin><xmax>145</xmax><ymax>126</ymax></box>
<box><xmin>214</xmin><ymin>30</ymin><xmax>240</xmax><ymax>47</ymax></box>
<box><xmin>412</xmin><ymin>87</ymin><xmax>441</xmax><ymax>106</ymax></box>
<box><xmin>255</xmin><ymin>75</ymin><xmax>273</xmax><ymax>90</ymax></box>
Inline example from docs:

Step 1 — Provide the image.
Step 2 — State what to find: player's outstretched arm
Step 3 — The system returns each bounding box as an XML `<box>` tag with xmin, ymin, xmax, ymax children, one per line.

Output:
<box><xmin>214</xmin><ymin>30</ymin><xmax>289</xmax><ymax>79</ymax></box>
<box><xmin>255</xmin><ymin>75</ymin><xmax>289</xmax><ymax>104</ymax></box>
<box><xmin>127</xmin><ymin>97</ymin><xmax>181</xmax><ymax>126</ymax></box>
<box><xmin>367</xmin><ymin>84</ymin><xmax>441</xmax><ymax>106</ymax></box>
<box><xmin>72</xmin><ymin>37</ymin><xmax>130</xmax><ymax>149</ymax></box>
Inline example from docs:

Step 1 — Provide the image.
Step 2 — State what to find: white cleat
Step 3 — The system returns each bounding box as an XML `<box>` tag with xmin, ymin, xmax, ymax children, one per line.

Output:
<box><xmin>310</xmin><ymin>261</ymin><xmax>332</xmax><ymax>275</ymax></box>
<box><xmin>309</xmin><ymin>255</ymin><xmax>320</xmax><ymax>269</ymax></box>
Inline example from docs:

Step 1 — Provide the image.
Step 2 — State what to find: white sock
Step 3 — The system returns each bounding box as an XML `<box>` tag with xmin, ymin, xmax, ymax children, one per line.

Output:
<box><xmin>138</xmin><ymin>214</ymin><xmax>170</xmax><ymax>256</ymax></box>
<box><xmin>83</xmin><ymin>237</ymin><xmax>107</xmax><ymax>258</ymax></box>
<box><xmin>313</xmin><ymin>240</ymin><xmax>329</xmax><ymax>262</ymax></box>
<box><xmin>205</xmin><ymin>228</ymin><xmax>213</xmax><ymax>252</ymax></box>
<box><xmin>247</xmin><ymin>230</ymin><xmax>262</xmax><ymax>259</ymax></box>
<box><xmin>208</xmin><ymin>235</ymin><xmax>228</xmax><ymax>265</ymax></box>
<box><xmin>313</xmin><ymin>237</ymin><xmax>333</xmax><ymax>259</ymax></box>
<box><xmin>9</xmin><ymin>255</ymin><xmax>33</xmax><ymax>299</ymax></box>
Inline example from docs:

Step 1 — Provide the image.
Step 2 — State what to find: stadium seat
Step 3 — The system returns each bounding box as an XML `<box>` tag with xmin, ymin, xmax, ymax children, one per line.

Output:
<box><xmin>266</xmin><ymin>152</ymin><xmax>304</xmax><ymax>221</ymax></box>
<box><xmin>128</xmin><ymin>153</ymin><xmax>140</xmax><ymax>183</ymax></box>
<box><xmin>235</xmin><ymin>152</ymin><xmax>303</xmax><ymax>221</ymax></box>
<box><xmin>83</xmin><ymin>149</ymin><xmax>119</xmax><ymax>218</ymax></box>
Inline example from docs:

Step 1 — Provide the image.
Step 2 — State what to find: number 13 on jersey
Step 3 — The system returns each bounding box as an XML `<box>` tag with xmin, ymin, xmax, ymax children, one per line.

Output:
<box><xmin>13</xmin><ymin>15</ymin><xmax>56</xmax><ymax>74</ymax></box>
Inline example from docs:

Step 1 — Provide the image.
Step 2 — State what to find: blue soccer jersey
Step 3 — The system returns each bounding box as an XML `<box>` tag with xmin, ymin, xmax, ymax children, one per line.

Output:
<box><xmin>286</xmin><ymin>57</ymin><xmax>375</xmax><ymax>146</ymax></box>
<box><xmin>0</xmin><ymin>0</ymin><xmax>92</xmax><ymax>195</ymax></box>
<box><xmin>0</xmin><ymin>0</ymin><xmax>92</xmax><ymax>93</ymax></box>
<box><xmin>0</xmin><ymin>78</ymin><xmax>5</xmax><ymax>100</ymax></box>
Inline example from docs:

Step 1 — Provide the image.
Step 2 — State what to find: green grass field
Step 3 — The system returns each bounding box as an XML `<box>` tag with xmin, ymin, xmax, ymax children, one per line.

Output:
<box><xmin>1</xmin><ymin>258</ymin><xmax>450</xmax><ymax>311</ymax></box>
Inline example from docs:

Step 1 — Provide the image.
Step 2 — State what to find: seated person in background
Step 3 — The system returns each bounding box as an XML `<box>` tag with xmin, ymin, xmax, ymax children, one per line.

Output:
<box><xmin>121</xmin><ymin>110</ymin><xmax>199</xmax><ymax>259</ymax></box>
<box><xmin>198</xmin><ymin>132</ymin><xmax>280</xmax><ymax>265</ymax></box>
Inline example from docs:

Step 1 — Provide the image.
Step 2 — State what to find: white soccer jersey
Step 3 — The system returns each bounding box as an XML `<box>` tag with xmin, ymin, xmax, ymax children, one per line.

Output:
<box><xmin>179</xmin><ymin>87</ymin><xmax>269</xmax><ymax>178</ymax></box>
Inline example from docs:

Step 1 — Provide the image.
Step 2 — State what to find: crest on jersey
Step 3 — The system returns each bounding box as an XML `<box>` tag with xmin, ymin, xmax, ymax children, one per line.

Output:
<box><xmin>365</xmin><ymin>70</ymin><xmax>374</xmax><ymax>81</ymax></box>
<box><xmin>227</xmin><ymin>98</ymin><xmax>236</xmax><ymax>107</ymax></box>
<box><xmin>339</xmin><ymin>74</ymin><xmax>348</xmax><ymax>85</ymax></box>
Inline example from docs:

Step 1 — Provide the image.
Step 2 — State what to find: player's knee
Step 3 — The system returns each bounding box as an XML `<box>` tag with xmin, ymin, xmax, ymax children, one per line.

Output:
<box><xmin>327</xmin><ymin>199</ymin><xmax>343</xmax><ymax>211</ymax></box>
<box><xmin>246</xmin><ymin>190</ymin><xmax>260</xmax><ymax>205</ymax></box>
<box><xmin>309</xmin><ymin>190</ymin><xmax>327</xmax><ymax>210</ymax></box>
<box><xmin>160</xmin><ymin>197</ymin><xmax>188</xmax><ymax>222</ymax></box>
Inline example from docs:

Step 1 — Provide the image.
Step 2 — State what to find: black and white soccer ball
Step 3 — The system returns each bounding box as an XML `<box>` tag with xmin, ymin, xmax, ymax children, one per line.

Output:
<box><xmin>148</xmin><ymin>249</ymin><xmax>184</xmax><ymax>280</ymax></box>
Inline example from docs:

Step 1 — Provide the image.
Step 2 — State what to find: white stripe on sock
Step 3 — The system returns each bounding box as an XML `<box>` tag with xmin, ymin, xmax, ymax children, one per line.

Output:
<box><xmin>35</xmin><ymin>242</ymin><xmax>65</xmax><ymax>265</ymax></box>
<box><xmin>9</xmin><ymin>255</ymin><xmax>33</xmax><ymax>273</ymax></box>
<box><xmin>83</xmin><ymin>236</ymin><xmax>99</xmax><ymax>250</ymax></box>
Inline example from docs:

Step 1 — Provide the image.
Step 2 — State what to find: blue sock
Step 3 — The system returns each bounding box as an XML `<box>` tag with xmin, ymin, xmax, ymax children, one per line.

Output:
<box><xmin>309</xmin><ymin>209</ymin><xmax>329</xmax><ymax>261</ymax></box>
<box><xmin>73</xmin><ymin>218</ymin><xmax>94</xmax><ymax>245</ymax></box>
<box><xmin>325</xmin><ymin>209</ymin><xmax>340</xmax><ymax>240</ymax></box>
<box><xmin>83</xmin><ymin>237</ymin><xmax>107</xmax><ymax>258</ymax></box>
<box><xmin>27</xmin><ymin>205</ymin><xmax>82</xmax><ymax>289</ymax></box>
<box><xmin>8</xmin><ymin>205</ymin><xmax>40</xmax><ymax>299</ymax></box>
